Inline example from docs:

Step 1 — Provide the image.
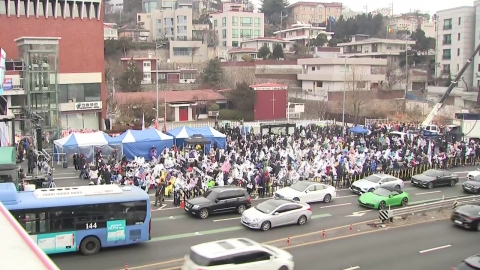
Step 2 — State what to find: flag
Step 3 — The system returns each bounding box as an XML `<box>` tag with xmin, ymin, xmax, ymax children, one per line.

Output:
<box><xmin>138</xmin><ymin>167</ymin><xmax>146</xmax><ymax>179</ymax></box>
<box><xmin>428</xmin><ymin>140</ymin><xmax>432</xmax><ymax>165</ymax></box>
<box><xmin>163</xmin><ymin>117</ymin><xmax>167</xmax><ymax>133</ymax></box>
<box><xmin>142</xmin><ymin>113</ymin><xmax>145</xmax><ymax>130</ymax></box>
<box><xmin>154</xmin><ymin>119</ymin><xmax>159</xmax><ymax>130</ymax></box>
<box><xmin>387</xmin><ymin>26</ymin><xmax>393</xmax><ymax>33</ymax></box>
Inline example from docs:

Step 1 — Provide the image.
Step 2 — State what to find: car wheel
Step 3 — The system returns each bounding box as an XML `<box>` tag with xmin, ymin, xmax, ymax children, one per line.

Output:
<box><xmin>237</xmin><ymin>204</ymin><xmax>246</xmax><ymax>214</ymax></box>
<box><xmin>297</xmin><ymin>215</ymin><xmax>307</xmax><ymax>226</ymax></box>
<box><xmin>293</xmin><ymin>197</ymin><xmax>300</xmax><ymax>202</ymax></box>
<box><xmin>368</xmin><ymin>188</ymin><xmax>375</xmax><ymax>192</ymax></box>
<box><xmin>279</xmin><ymin>266</ymin><xmax>289</xmax><ymax>270</ymax></box>
<box><xmin>427</xmin><ymin>182</ymin><xmax>434</xmax><ymax>189</ymax></box>
<box><xmin>401</xmin><ymin>197</ymin><xmax>408</xmax><ymax>207</ymax></box>
<box><xmin>394</xmin><ymin>185</ymin><xmax>401</xmax><ymax>190</ymax></box>
<box><xmin>80</xmin><ymin>236</ymin><xmax>101</xmax><ymax>255</ymax></box>
<box><xmin>323</xmin><ymin>194</ymin><xmax>332</xmax><ymax>203</ymax></box>
<box><xmin>378</xmin><ymin>201</ymin><xmax>386</xmax><ymax>210</ymax></box>
<box><xmin>261</xmin><ymin>221</ymin><xmax>271</xmax><ymax>231</ymax></box>
<box><xmin>199</xmin><ymin>208</ymin><xmax>209</xmax><ymax>219</ymax></box>
<box><xmin>450</xmin><ymin>180</ymin><xmax>456</xmax><ymax>187</ymax></box>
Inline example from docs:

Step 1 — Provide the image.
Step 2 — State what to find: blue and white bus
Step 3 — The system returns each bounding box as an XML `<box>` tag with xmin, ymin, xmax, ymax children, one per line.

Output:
<box><xmin>0</xmin><ymin>183</ymin><xmax>151</xmax><ymax>255</ymax></box>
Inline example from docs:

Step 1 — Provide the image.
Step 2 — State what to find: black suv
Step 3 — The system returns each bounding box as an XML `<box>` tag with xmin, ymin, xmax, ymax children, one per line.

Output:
<box><xmin>184</xmin><ymin>186</ymin><xmax>251</xmax><ymax>219</ymax></box>
<box><xmin>452</xmin><ymin>254</ymin><xmax>480</xmax><ymax>270</ymax></box>
<box><xmin>451</xmin><ymin>204</ymin><xmax>480</xmax><ymax>231</ymax></box>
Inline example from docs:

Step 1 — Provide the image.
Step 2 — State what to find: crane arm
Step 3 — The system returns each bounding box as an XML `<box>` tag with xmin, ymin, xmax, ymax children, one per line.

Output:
<box><xmin>421</xmin><ymin>43</ymin><xmax>480</xmax><ymax>126</ymax></box>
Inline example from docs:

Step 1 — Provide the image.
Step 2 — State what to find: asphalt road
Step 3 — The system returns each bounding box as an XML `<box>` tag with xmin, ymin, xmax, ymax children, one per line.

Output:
<box><xmin>48</xmin><ymin>166</ymin><xmax>479</xmax><ymax>270</ymax></box>
<box><xmin>291</xmin><ymin>220</ymin><xmax>478</xmax><ymax>270</ymax></box>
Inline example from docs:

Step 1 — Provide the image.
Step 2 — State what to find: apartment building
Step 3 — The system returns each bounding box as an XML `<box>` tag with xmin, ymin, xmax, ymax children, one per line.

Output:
<box><xmin>337</xmin><ymin>35</ymin><xmax>415</xmax><ymax>61</ymax></box>
<box><xmin>297</xmin><ymin>58</ymin><xmax>387</xmax><ymax>100</ymax></box>
<box><xmin>104</xmin><ymin>24</ymin><xmax>118</xmax><ymax>40</ymax></box>
<box><xmin>287</xmin><ymin>2</ymin><xmax>342</xmax><ymax>25</ymax></box>
<box><xmin>389</xmin><ymin>17</ymin><xmax>436</xmax><ymax>38</ymax></box>
<box><xmin>210</xmin><ymin>2</ymin><xmax>265</xmax><ymax>47</ymax></box>
<box><xmin>142</xmin><ymin>0</ymin><xmax>206</xmax><ymax>19</ymax></box>
<box><xmin>137</xmin><ymin>4</ymin><xmax>208</xmax><ymax>62</ymax></box>
<box><xmin>273</xmin><ymin>22</ymin><xmax>333</xmax><ymax>47</ymax></box>
<box><xmin>436</xmin><ymin>4</ymin><xmax>477</xmax><ymax>89</ymax></box>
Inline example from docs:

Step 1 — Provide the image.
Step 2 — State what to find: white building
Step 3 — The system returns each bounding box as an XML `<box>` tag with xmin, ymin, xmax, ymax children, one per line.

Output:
<box><xmin>297</xmin><ymin>57</ymin><xmax>387</xmax><ymax>100</ymax></box>
<box><xmin>106</xmin><ymin>0</ymin><xmax>124</xmax><ymax>13</ymax></box>
<box><xmin>337</xmin><ymin>35</ymin><xmax>415</xmax><ymax>61</ymax></box>
<box><xmin>228</xmin><ymin>37</ymin><xmax>294</xmax><ymax>60</ymax></box>
<box><xmin>104</xmin><ymin>24</ymin><xmax>118</xmax><ymax>40</ymax></box>
<box><xmin>273</xmin><ymin>22</ymin><xmax>333</xmax><ymax>47</ymax></box>
<box><xmin>435</xmin><ymin>3</ymin><xmax>478</xmax><ymax>89</ymax></box>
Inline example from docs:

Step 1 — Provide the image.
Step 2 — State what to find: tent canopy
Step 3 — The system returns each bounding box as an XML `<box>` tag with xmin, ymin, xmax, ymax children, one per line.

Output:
<box><xmin>185</xmin><ymin>134</ymin><xmax>211</xmax><ymax>145</ymax></box>
<box><xmin>167</xmin><ymin>126</ymin><xmax>226</xmax><ymax>150</ymax></box>
<box><xmin>166</xmin><ymin>126</ymin><xmax>196</xmax><ymax>139</ymax></box>
<box><xmin>54</xmin><ymin>131</ymin><xmax>113</xmax><ymax>148</ymax></box>
<box><xmin>348</xmin><ymin>126</ymin><xmax>369</xmax><ymax>135</ymax></box>
<box><xmin>110</xmin><ymin>129</ymin><xmax>173</xmax><ymax>144</ymax></box>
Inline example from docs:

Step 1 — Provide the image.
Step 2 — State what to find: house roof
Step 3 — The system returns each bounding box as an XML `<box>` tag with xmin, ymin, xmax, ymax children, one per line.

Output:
<box><xmin>288</xmin><ymin>1</ymin><xmax>342</xmax><ymax>8</ymax></box>
<box><xmin>118</xmin><ymin>22</ymin><xmax>149</xmax><ymax>32</ymax></box>
<box><xmin>241</xmin><ymin>37</ymin><xmax>292</xmax><ymax>43</ymax></box>
<box><xmin>249</xmin><ymin>83</ymin><xmax>288</xmax><ymax>90</ymax></box>
<box><xmin>115</xmin><ymin>90</ymin><xmax>226</xmax><ymax>105</ymax></box>
<box><xmin>228</xmin><ymin>48</ymin><xmax>257</xmax><ymax>53</ymax></box>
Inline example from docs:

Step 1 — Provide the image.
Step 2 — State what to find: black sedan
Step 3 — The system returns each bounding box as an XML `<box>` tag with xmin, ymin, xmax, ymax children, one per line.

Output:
<box><xmin>451</xmin><ymin>204</ymin><xmax>480</xmax><ymax>231</ymax></box>
<box><xmin>463</xmin><ymin>175</ymin><xmax>480</xmax><ymax>194</ymax></box>
<box><xmin>411</xmin><ymin>169</ymin><xmax>459</xmax><ymax>189</ymax></box>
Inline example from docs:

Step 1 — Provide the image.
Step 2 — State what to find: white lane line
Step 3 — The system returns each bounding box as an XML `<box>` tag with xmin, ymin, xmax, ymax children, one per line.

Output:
<box><xmin>157</xmin><ymin>205</ymin><xmax>166</xmax><ymax>210</ymax></box>
<box><xmin>320</xmin><ymin>203</ymin><xmax>352</xmax><ymax>208</ymax></box>
<box><xmin>419</xmin><ymin>245</ymin><xmax>451</xmax><ymax>254</ymax></box>
<box><xmin>337</xmin><ymin>195</ymin><xmax>358</xmax><ymax>198</ymax></box>
<box><xmin>151</xmin><ymin>207</ymin><xmax>178</xmax><ymax>211</ymax></box>
<box><xmin>344</xmin><ymin>266</ymin><xmax>360</xmax><ymax>270</ymax></box>
<box><xmin>213</xmin><ymin>217</ymin><xmax>241</xmax><ymax>222</ymax></box>
<box><xmin>416</xmin><ymin>191</ymin><xmax>442</xmax><ymax>196</ymax></box>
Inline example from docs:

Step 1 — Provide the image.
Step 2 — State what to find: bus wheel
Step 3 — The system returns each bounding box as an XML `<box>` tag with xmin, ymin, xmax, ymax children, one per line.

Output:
<box><xmin>80</xmin><ymin>236</ymin><xmax>101</xmax><ymax>255</ymax></box>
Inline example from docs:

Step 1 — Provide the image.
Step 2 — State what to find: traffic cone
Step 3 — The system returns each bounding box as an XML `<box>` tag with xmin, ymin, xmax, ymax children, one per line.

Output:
<box><xmin>179</xmin><ymin>200</ymin><xmax>185</xmax><ymax>209</ymax></box>
<box><xmin>322</xmin><ymin>229</ymin><xmax>325</xmax><ymax>238</ymax></box>
<box><xmin>350</xmin><ymin>224</ymin><xmax>352</xmax><ymax>232</ymax></box>
<box><xmin>125</xmin><ymin>263</ymin><xmax>128</xmax><ymax>270</ymax></box>
<box><xmin>287</xmin><ymin>236</ymin><xmax>290</xmax><ymax>245</ymax></box>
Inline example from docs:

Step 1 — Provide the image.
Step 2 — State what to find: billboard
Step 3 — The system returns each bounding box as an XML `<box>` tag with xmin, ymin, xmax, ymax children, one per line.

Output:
<box><xmin>0</xmin><ymin>48</ymin><xmax>5</xmax><ymax>95</ymax></box>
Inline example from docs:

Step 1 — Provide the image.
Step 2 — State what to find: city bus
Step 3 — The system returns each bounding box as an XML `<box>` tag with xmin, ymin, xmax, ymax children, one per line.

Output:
<box><xmin>0</xmin><ymin>183</ymin><xmax>151</xmax><ymax>255</ymax></box>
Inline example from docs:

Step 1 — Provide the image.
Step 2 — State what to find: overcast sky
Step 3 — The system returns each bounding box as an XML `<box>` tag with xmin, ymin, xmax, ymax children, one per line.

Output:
<box><xmin>255</xmin><ymin>0</ymin><xmax>478</xmax><ymax>16</ymax></box>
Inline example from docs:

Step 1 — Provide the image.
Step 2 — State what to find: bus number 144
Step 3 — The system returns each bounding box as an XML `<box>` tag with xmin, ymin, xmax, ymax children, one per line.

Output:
<box><xmin>86</xmin><ymin>223</ymin><xmax>97</xmax><ymax>229</ymax></box>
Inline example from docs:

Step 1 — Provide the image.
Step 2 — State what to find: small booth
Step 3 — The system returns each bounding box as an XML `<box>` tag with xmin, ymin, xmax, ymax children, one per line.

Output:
<box><xmin>260</xmin><ymin>123</ymin><xmax>296</xmax><ymax>136</ymax></box>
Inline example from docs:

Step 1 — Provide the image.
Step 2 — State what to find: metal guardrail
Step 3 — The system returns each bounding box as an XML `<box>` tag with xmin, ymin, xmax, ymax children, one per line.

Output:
<box><xmin>390</xmin><ymin>195</ymin><xmax>480</xmax><ymax>217</ymax></box>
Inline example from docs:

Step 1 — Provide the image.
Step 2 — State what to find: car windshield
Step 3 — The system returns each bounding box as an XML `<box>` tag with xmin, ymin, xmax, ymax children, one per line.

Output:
<box><xmin>254</xmin><ymin>201</ymin><xmax>278</xmax><ymax>214</ymax></box>
<box><xmin>289</xmin><ymin>182</ymin><xmax>311</xmax><ymax>192</ymax></box>
<box><xmin>423</xmin><ymin>170</ymin><xmax>440</xmax><ymax>177</ymax></box>
<box><xmin>373</xmin><ymin>188</ymin><xmax>391</xmax><ymax>197</ymax></box>
<box><xmin>365</xmin><ymin>175</ymin><xmax>382</xmax><ymax>183</ymax></box>
<box><xmin>202</xmin><ymin>190</ymin><xmax>218</xmax><ymax>200</ymax></box>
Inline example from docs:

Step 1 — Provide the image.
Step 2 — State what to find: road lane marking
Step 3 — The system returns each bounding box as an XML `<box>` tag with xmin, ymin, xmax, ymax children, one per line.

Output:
<box><xmin>311</xmin><ymin>213</ymin><xmax>332</xmax><ymax>219</ymax></box>
<box><xmin>320</xmin><ymin>203</ymin><xmax>352</xmax><ymax>208</ymax></box>
<box><xmin>415</xmin><ymin>191</ymin><xmax>442</xmax><ymax>196</ymax></box>
<box><xmin>337</xmin><ymin>195</ymin><xmax>357</xmax><ymax>198</ymax></box>
<box><xmin>157</xmin><ymin>205</ymin><xmax>166</xmax><ymax>210</ymax></box>
<box><xmin>152</xmin><ymin>207</ymin><xmax>178</xmax><ymax>211</ymax></box>
<box><xmin>213</xmin><ymin>217</ymin><xmax>241</xmax><ymax>222</ymax></box>
<box><xmin>151</xmin><ymin>215</ymin><xmax>186</xmax><ymax>221</ymax></box>
<box><xmin>344</xmin><ymin>267</ymin><xmax>360</xmax><ymax>270</ymax></box>
<box><xmin>419</xmin><ymin>245</ymin><xmax>451</xmax><ymax>254</ymax></box>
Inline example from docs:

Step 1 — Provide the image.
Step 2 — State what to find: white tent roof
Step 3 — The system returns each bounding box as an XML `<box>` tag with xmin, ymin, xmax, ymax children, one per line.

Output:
<box><xmin>54</xmin><ymin>132</ymin><xmax>111</xmax><ymax>148</ymax></box>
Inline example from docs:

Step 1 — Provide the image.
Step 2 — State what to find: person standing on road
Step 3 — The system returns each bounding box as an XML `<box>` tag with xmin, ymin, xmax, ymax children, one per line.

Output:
<box><xmin>154</xmin><ymin>179</ymin><xmax>165</xmax><ymax>207</ymax></box>
<box><xmin>73</xmin><ymin>153</ymin><xmax>79</xmax><ymax>171</ymax></box>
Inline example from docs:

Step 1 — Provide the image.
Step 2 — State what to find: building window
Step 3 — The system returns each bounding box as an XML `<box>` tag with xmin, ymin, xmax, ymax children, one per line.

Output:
<box><xmin>240</xmin><ymin>29</ymin><xmax>252</xmax><ymax>38</ymax></box>
<box><xmin>173</xmin><ymin>48</ymin><xmax>190</xmax><ymax>56</ymax></box>
<box><xmin>316</xmin><ymin>81</ymin><xmax>322</xmax><ymax>87</ymax></box>
<box><xmin>143</xmin><ymin>62</ymin><xmax>150</xmax><ymax>67</ymax></box>
<box><xmin>222</xmin><ymin>41</ymin><xmax>226</xmax><ymax>46</ymax></box>
<box><xmin>442</xmin><ymin>49</ymin><xmax>451</xmax><ymax>60</ymax></box>
<box><xmin>254</xmin><ymin>17</ymin><xmax>260</xmax><ymax>27</ymax></box>
<box><xmin>232</xmin><ymin>29</ymin><xmax>239</xmax><ymax>38</ymax></box>
<box><xmin>222</xmin><ymin>29</ymin><xmax>226</xmax><ymax>39</ymax></box>
<box><xmin>232</xmin><ymin>41</ymin><xmax>238</xmax><ymax>47</ymax></box>
<box><xmin>301</xmin><ymin>6</ymin><xmax>305</xmax><ymax>10</ymax></box>
<box><xmin>443</xmin><ymin>34</ymin><xmax>451</xmax><ymax>45</ymax></box>
<box><xmin>442</xmin><ymin>64</ymin><xmax>450</xmax><ymax>74</ymax></box>
<box><xmin>457</xmin><ymin>48</ymin><xmax>460</xmax><ymax>56</ymax></box>
<box><xmin>232</xmin><ymin>16</ymin><xmax>238</xmax><ymax>26</ymax></box>
<box><xmin>443</xmin><ymin>19</ymin><xmax>452</xmax><ymax>30</ymax></box>
<box><xmin>180</xmin><ymin>73</ymin><xmax>194</xmax><ymax>80</ymax></box>
<box><xmin>254</xmin><ymin>29</ymin><xmax>260</xmax><ymax>38</ymax></box>
<box><xmin>263</xmin><ymin>42</ymin><xmax>268</xmax><ymax>47</ymax></box>
<box><xmin>177</xmin><ymin>15</ymin><xmax>187</xmax><ymax>24</ymax></box>
<box><xmin>143</xmin><ymin>73</ymin><xmax>151</xmax><ymax>80</ymax></box>
<box><xmin>318</xmin><ymin>7</ymin><xmax>322</xmax><ymax>11</ymax></box>
<box><xmin>301</xmin><ymin>14</ymin><xmax>305</xmax><ymax>19</ymax></box>
<box><xmin>222</xmin><ymin>17</ymin><xmax>226</xmax><ymax>26</ymax></box>
<box><xmin>356</xmin><ymin>81</ymin><xmax>366</xmax><ymax>88</ymax></box>
<box><xmin>458</xmin><ymin>17</ymin><xmax>461</xmax><ymax>25</ymax></box>
<box><xmin>58</xmin><ymin>83</ymin><xmax>101</xmax><ymax>103</ymax></box>
<box><xmin>177</xmin><ymin>26</ymin><xmax>187</xmax><ymax>35</ymax></box>
<box><xmin>214</xmin><ymin>20</ymin><xmax>217</xmax><ymax>27</ymax></box>
<box><xmin>311</xmin><ymin>66</ymin><xmax>316</xmax><ymax>71</ymax></box>
<box><xmin>457</xmin><ymin>64</ymin><xmax>459</xmax><ymax>71</ymax></box>
<box><xmin>458</xmin><ymin>33</ymin><xmax>461</xmax><ymax>41</ymax></box>
<box><xmin>478</xmin><ymin>64</ymin><xmax>480</xmax><ymax>72</ymax></box>
<box><xmin>240</xmin><ymin>17</ymin><xmax>252</xmax><ymax>26</ymax></box>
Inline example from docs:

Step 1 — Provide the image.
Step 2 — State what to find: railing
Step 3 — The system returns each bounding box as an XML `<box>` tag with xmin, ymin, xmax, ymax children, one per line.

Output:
<box><xmin>390</xmin><ymin>195</ymin><xmax>480</xmax><ymax>218</ymax></box>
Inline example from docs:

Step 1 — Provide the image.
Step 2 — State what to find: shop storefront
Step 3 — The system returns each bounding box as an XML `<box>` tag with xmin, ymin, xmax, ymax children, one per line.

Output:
<box><xmin>60</xmin><ymin>101</ymin><xmax>102</xmax><ymax>130</ymax></box>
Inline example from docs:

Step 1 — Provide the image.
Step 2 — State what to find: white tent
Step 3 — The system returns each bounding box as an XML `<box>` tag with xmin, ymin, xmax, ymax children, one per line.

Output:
<box><xmin>54</xmin><ymin>132</ymin><xmax>119</xmax><ymax>162</ymax></box>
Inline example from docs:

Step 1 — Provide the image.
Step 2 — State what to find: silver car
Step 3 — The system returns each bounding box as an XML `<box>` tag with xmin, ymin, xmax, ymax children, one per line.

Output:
<box><xmin>241</xmin><ymin>199</ymin><xmax>312</xmax><ymax>231</ymax></box>
<box><xmin>350</xmin><ymin>173</ymin><xmax>404</xmax><ymax>194</ymax></box>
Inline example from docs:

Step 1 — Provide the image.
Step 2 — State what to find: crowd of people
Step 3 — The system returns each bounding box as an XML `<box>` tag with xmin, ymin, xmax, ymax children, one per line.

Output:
<box><xmin>62</xmin><ymin>121</ymin><xmax>480</xmax><ymax>204</ymax></box>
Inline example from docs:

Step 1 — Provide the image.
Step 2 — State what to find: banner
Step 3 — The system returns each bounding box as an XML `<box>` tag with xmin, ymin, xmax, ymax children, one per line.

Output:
<box><xmin>2</xmin><ymin>78</ymin><xmax>12</xmax><ymax>91</ymax></box>
<box><xmin>0</xmin><ymin>48</ymin><xmax>5</xmax><ymax>95</ymax></box>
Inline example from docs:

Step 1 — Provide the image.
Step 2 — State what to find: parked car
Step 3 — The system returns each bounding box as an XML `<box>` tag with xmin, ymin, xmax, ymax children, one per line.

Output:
<box><xmin>467</xmin><ymin>169</ymin><xmax>480</xmax><ymax>180</ymax></box>
<box><xmin>274</xmin><ymin>181</ymin><xmax>336</xmax><ymax>203</ymax></box>
<box><xmin>411</xmin><ymin>169</ymin><xmax>458</xmax><ymax>189</ymax></box>
<box><xmin>463</xmin><ymin>174</ymin><xmax>480</xmax><ymax>194</ymax></box>
<box><xmin>241</xmin><ymin>198</ymin><xmax>312</xmax><ymax>231</ymax></box>
<box><xmin>184</xmin><ymin>186</ymin><xmax>251</xmax><ymax>219</ymax></box>
<box><xmin>358</xmin><ymin>186</ymin><xmax>410</xmax><ymax>210</ymax></box>
<box><xmin>451</xmin><ymin>204</ymin><xmax>480</xmax><ymax>231</ymax></box>
<box><xmin>451</xmin><ymin>254</ymin><xmax>480</xmax><ymax>270</ymax></box>
<box><xmin>350</xmin><ymin>174</ymin><xmax>404</xmax><ymax>194</ymax></box>
<box><xmin>182</xmin><ymin>238</ymin><xmax>294</xmax><ymax>270</ymax></box>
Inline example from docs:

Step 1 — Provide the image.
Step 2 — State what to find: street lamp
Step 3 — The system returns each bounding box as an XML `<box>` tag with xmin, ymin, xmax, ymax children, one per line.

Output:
<box><xmin>287</xmin><ymin>102</ymin><xmax>291</xmax><ymax>123</ymax></box>
<box><xmin>340</xmin><ymin>54</ymin><xmax>349</xmax><ymax>129</ymax></box>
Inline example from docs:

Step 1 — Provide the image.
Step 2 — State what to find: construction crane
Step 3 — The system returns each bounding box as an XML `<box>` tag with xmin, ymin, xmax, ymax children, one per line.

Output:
<box><xmin>421</xmin><ymin>43</ymin><xmax>480</xmax><ymax>126</ymax></box>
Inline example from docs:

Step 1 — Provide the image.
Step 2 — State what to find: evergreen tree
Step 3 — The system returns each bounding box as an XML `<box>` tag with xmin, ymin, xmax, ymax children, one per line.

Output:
<box><xmin>227</xmin><ymin>82</ymin><xmax>257</xmax><ymax>112</ymax></box>
<box><xmin>272</xmin><ymin>44</ymin><xmax>284</xmax><ymax>59</ymax></box>
<box><xmin>257</xmin><ymin>45</ymin><xmax>271</xmax><ymax>60</ymax></box>
<box><xmin>200</xmin><ymin>58</ymin><xmax>225</xmax><ymax>89</ymax></box>
<box><xmin>118</xmin><ymin>58</ymin><xmax>143</xmax><ymax>92</ymax></box>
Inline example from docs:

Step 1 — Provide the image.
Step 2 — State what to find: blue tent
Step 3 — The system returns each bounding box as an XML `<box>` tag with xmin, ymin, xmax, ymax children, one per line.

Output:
<box><xmin>110</xmin><ymin>129</ymin><xmax>174</xmax><ymax>160</ymax></box>
<box><xmin>348</xmin><ymin>126</ymin><xmax>369</xmax><ymax>135</ymax></box>
<box><xmin>167</xmin><ymin>126</ymin><xmax>226</xmax><ymax>151</ymax></box>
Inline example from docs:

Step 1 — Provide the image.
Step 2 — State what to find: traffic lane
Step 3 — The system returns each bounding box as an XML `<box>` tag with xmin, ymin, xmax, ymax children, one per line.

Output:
<box><xmin>290</xmin><ymin>220</ymin><xmax>478</xmax><ymax>270</ymax></box>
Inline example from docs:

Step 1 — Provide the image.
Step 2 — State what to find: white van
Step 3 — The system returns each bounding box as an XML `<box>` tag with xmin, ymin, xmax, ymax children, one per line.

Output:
<box><xmin>421</xmin><ymin>124</ymin><xmax>440</xmax><ymax>135</ymax></box>
<box><xmin>182</xmin><ymin>238</ymin><xmax>294</xmax><ymax>270</ymax></box>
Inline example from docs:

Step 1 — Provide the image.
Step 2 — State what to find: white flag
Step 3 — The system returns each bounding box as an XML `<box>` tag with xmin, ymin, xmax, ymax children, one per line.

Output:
<box><xmin>428</xmin><ymin>140</ymin><xmax>432</xmax><ymax>165</ymax></box>
<box><xmin>142</xmin><ymin>113</ymin><xmax>145</xmax><ymax>130</ymax></box>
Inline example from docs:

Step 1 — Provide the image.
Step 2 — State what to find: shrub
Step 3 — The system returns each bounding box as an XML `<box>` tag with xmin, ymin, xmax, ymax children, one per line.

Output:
<box><xmin>209</xmin><ymin>104</ymin><xmax>220</xmax><ymax>111</ymax></box>
<box><xmin>219</xmin><ymin>109</ymin><xmax>254</xmax><ymax>121</ymax></box>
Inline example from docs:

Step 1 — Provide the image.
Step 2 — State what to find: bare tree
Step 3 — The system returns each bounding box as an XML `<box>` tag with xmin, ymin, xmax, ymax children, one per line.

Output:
<box><xmin>345</xmin><ymin>65</ymin><xmax>373</xmax><ymax>123</ymax></box>
<box><xmin>382</xmin><ymin>60</ymin><xmax>406</xmax><ymax>90</ymax></box>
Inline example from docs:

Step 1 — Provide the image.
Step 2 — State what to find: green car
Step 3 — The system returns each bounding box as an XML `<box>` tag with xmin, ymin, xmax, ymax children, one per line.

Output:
<box><xmin>358</xmin><ymin>187</ymin><xmax>410</xmax><ymax>209</ymax></box>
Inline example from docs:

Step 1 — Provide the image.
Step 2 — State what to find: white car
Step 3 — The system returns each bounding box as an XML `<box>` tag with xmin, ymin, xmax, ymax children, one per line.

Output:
<box><xmin>182</xmin><ymin>238</ymin><xmax>294</xmax><ymax>270</ymax></box>
<box><xmin>350</xmin><ymin>174</ymin><xmax>404</xmax><ymax>195</ymax></box>
<box><xmin>274</xmin><ymin>181</ymin><xmax>336</xmax><ymax>203</ymax></box>
<box><xmin>467</xmin><ymin>169</ymin><xmax>480</xmax><ymax>180</ymax></box>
